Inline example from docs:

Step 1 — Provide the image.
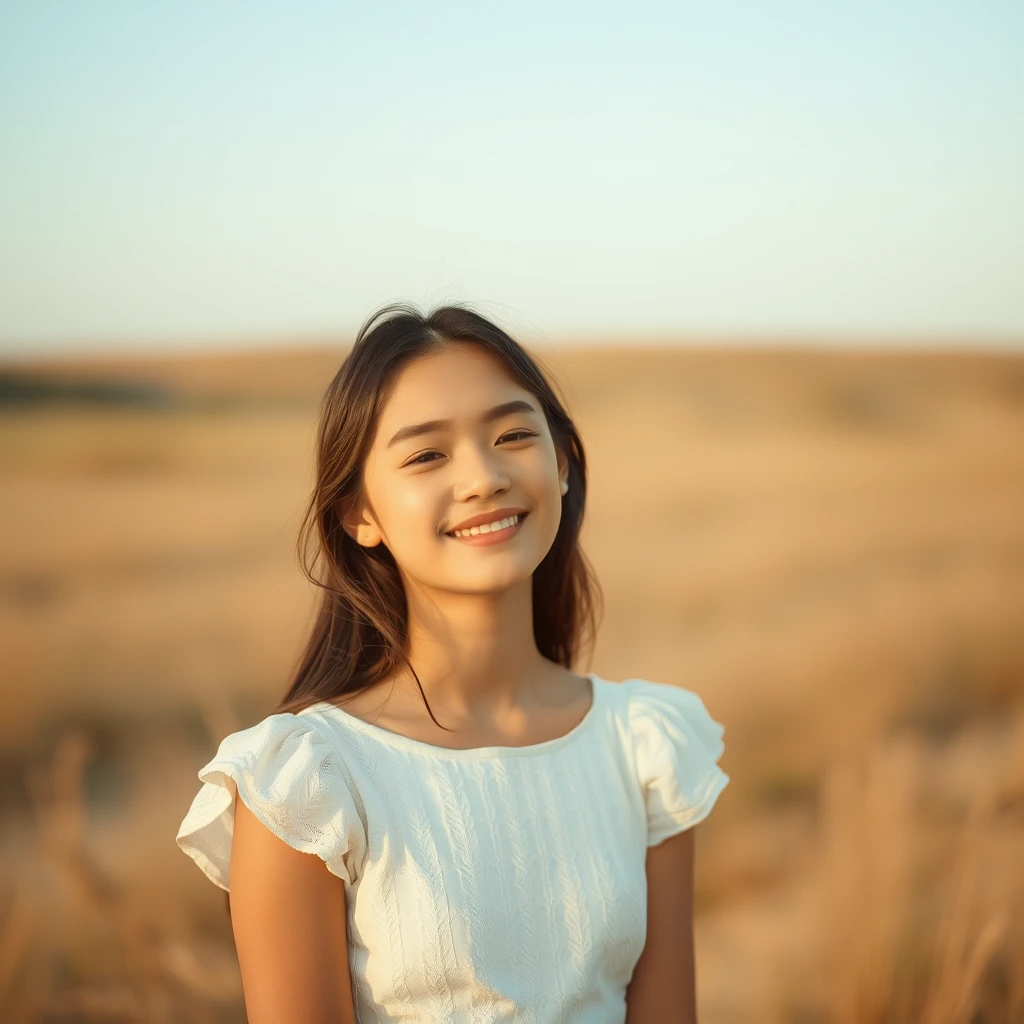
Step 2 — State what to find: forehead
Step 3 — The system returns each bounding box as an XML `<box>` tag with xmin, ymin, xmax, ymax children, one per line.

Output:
<box><xmin>375</xmin><ymin>344</ymin><xmax>526</xmax><ymax>433</ymax></box>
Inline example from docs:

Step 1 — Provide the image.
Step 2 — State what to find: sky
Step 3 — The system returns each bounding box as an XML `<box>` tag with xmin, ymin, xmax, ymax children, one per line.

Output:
<box><xmin>1</xmin><ymin>1</ymin><xmax>1022</xmax><ymax>356</ymax></box>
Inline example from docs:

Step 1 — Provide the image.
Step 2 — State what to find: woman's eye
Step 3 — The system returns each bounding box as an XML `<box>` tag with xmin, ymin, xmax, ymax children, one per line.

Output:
<box><xmin>408</xmin><ymin>451</ymin><xmax>442</xmax><ymax>466</ymax></box>
<box><xmin>499</xmin><ymin>429</ymin><xmax>538</xmax><ymax>443</ymax></box>
<box><xmin>405</xmin><ymin>431</ymin><xmax>537</xmax><ymax>468</ymax></box>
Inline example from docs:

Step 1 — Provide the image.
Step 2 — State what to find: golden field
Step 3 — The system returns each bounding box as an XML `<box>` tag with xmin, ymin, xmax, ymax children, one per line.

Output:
<box><xmin>1</xmin><ymin>342</ymin><xmax>1022</xmax><ymax>1023</ymax></box>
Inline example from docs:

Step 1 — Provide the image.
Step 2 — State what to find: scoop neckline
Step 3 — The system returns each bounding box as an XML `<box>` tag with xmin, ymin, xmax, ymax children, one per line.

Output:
<box><xmin>303</xmin><ymin>672</ymin><xmax>604</xmax><ymax>760</ymax></box>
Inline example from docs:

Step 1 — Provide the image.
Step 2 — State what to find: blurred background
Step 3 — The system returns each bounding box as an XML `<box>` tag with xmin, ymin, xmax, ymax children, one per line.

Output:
<box><xmin>1</xmin><ymin>2</ymin><xmax>1022</xmax><ymax>1022</ymax></box>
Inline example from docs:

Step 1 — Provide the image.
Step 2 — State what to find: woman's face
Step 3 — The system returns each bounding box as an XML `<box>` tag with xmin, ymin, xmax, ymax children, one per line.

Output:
<box><xmin>344</xmin><ymin>343</ymin><xmax>568</xmax><ymax>596</ymax></box>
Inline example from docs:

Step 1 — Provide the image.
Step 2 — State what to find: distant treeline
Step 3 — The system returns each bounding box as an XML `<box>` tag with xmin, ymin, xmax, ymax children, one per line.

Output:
<box><xmin>0</xmin><ymin>371</ymin><xmax>177</xmax><ymax>408</ymax></box>
<box><xmin>0</xmin><ymin>371</ymin><xmax>307</xmax><ymax>411</ymax></box>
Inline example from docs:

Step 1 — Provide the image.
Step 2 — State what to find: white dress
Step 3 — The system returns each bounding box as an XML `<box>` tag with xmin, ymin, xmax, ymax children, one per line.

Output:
<box><xmin>176</xmin><ymin>673</ymin><xmax>730</xmax><ymax>1023</ymax></box>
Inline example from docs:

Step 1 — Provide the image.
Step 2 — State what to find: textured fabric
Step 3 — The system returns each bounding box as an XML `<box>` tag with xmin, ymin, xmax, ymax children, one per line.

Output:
<box><xmin>176</xmin><ymin>673</ymin><xmax>729</xmax><ymax>1023</ymax></box>
<box><xmin>629</xmin><ymin>682</ymin><xmax>729</xmax><ymax>848</ymax></box>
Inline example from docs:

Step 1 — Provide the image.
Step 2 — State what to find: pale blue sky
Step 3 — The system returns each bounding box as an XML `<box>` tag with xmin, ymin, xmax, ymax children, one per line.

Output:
<box><xmin>1</xmin><ymin>1</ymin><xmax>1022</xmax><ymax>355</ymax></box>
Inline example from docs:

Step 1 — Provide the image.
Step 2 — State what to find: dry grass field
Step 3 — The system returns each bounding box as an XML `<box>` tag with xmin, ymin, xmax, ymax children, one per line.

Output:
<box><xmin>1</xmin><ymin>342</ymin><xmax>1022</xmax><ymax>1022</ymax></box>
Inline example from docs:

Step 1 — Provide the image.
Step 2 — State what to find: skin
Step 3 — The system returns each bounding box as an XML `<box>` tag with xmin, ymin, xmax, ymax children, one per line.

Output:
<box><xmin>229</xmin><ymin>340</ymin><xmax>697</xmax><ymax>1020</ymax></box>
<box><xmin>230</xmin><ymin>793</ymin><xmax>358</xmax><ymax>1024</ymax></box>
<box><xmin>626</xmin><ymin>827</ymin><xmax>699</xmax><ymax>1023</ymax></box>
<box><xmin>338</xmin><ymin>340</ymin><xmax>583</xmax><ymax>737</ymax></box>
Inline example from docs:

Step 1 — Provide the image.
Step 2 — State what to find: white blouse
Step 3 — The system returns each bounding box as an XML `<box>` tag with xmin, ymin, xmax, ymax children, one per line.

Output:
<box><xmin>176</xmin><ymin>673</ymin><xmax>730</xmax><ymax>1023</ymax></box>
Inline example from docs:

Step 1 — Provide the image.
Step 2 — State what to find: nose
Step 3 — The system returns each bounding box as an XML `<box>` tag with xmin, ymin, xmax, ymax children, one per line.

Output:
<box><xmin>451</xmin><ymin>440</ymin><xmax>512</xmax><ymax>502</ymax></box>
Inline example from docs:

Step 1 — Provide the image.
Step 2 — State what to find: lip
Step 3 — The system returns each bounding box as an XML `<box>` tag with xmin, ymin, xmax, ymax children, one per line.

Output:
<box><xmin>446</xmin><ymin>511</ymin><xmax>529</xmax><ymax>546</ymax></box>
<box><xmin>444</xmin><ymin>506</ymin><xmax>529</xmax><ymax>534</ymax></box>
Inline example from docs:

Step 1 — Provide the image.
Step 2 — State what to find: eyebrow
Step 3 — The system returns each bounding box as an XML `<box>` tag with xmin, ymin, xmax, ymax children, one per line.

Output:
<box><xmin>386</xmin><ymin>399</ymin><xmax>540</xmax><ymax>450</ymax></box>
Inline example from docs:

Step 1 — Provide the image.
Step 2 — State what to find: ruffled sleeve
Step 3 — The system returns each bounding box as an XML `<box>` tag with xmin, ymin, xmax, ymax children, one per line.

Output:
<box><xmin>628</xmin><ymin>679</ymin><xmax>730</xmax><ymax>846</ymax></box>
<box><xmin>176</xmin><ymin>712</ymin><xmax>367</xmax><ymax>891</ymax></box>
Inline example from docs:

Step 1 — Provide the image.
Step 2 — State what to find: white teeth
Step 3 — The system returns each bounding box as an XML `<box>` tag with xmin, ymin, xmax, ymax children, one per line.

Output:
<box><xmin>450</xmin><ymin>513</ymin><xmax>521</xmax><ymax>538</ymax></box>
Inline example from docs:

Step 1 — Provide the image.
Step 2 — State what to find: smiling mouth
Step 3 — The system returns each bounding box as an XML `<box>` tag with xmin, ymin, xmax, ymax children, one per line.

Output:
<box><xmin>445</xmin><ymin>510</ymin><xmax>530</xmax><ymax>540</ymax></box>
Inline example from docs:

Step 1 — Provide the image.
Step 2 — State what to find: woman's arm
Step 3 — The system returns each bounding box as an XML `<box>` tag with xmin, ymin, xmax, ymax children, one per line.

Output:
<box><xmin>625</xmin><ymin>826</ymin><xmax>698</xmax><ymax>1024</ymax></box>
<box><xmin>228</xmin><ymin>791</ymin><xmax>358</xmax><ymax>1024</ymax></box>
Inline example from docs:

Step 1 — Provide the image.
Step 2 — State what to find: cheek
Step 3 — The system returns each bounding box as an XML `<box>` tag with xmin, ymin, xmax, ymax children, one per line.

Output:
<box><xmin>384</xmin><ymin>478</ymin><xmax>442</xmax><ymax>537</ymax></box>
<box><xmin>517</xmin><ymin>442</ymin><xmax>555</xmax><ymax>478</ymax></box>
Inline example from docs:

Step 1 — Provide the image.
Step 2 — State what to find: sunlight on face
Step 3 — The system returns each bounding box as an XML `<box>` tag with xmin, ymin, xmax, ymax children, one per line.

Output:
<box><xmin>356</xmin><ymin>343</ymin><xmax>567</xmax><ymax>596</ymax></box>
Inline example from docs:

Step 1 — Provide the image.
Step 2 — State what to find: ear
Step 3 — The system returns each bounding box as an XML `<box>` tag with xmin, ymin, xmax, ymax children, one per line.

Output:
<box><xmin>556</xmin><ymin>445</ymin><xmax>570</xmax><ymax>494</ymax></box>
<box><xmin>338</xmin><ymin>492</ymin><xmax>384</xmax><ymax>548</ymax></box>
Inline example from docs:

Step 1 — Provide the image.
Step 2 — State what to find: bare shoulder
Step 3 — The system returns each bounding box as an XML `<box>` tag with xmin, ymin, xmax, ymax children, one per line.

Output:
<box><xmin>538</xmin><ymin>664</ymin><xmax>594</xmax><ymax>710</ymax></box>
<box><xmin>625</xmin><ymin>827</ymin><xmax>698</xmax><ymax>1023</ymax></box>
<box><xmin>230</xmin><ymin>792</ymin><xmax>357</xmax><ymax>1024</ymax></box>
<box><xmin>326</xmin><ymin>679</ymin><xmax>402</xmax><ymax>725</ymax></box>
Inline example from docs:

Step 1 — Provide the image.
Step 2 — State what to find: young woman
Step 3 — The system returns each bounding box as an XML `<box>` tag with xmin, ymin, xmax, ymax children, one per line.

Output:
<box><xmin>176</xmin><ymin>303</ymin><xmax>730</xmax><ymax>1024</ymax></box>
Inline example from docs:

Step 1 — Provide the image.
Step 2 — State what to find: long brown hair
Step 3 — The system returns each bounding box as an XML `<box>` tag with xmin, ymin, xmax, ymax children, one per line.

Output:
<box><xmin>274</xmin><ymin>302</ymin><xmax>602</xmax><ymax>728</ymax></box>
